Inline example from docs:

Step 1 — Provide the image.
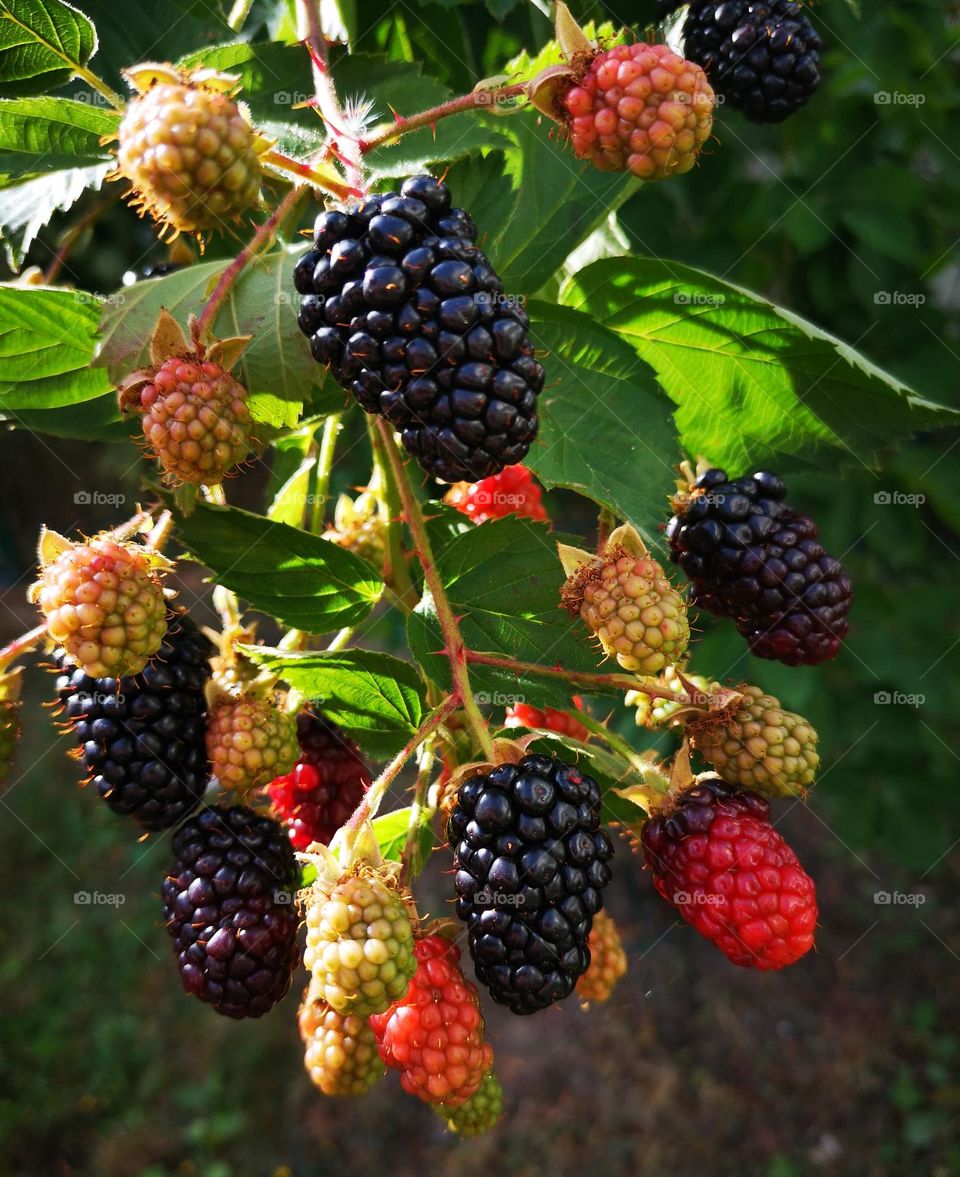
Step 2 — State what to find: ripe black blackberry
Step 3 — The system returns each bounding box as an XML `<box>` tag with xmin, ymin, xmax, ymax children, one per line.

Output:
<box><xmin>54</xmin><ymin>610</ymin><xmax>213</xmax><ymax>831</ymax></box>
<box><xmin>448</xmin><ymin>753</ymin><xmax>614</xmax><ymax>1015</ymax></box>
<box><xmin>666</xmin><ymin>467</ymin><xmax>852</xmax><ymax>666</ymax></box>
<box><xmin>293</xmin><ymin>174</ymin><xmax>544</xmax><ymax>483</ymax></box>
<box><xmin>162</xmin><ymin>804</ymin><xmax>300</xmax><ymax>1018</ymax></box>
<box><xmin>682</xmin><ymin>0</ymin><xmax>822</xmax><ymax>123</ymax></box>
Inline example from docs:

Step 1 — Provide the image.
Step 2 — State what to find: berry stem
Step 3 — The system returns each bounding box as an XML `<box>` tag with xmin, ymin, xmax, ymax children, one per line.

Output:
<box><xmin>399</xmin><ymin>740</ymin><xmax>437</xmax><ymax>886</ymax></box>
<box><xmin>357</xmin><ymin>83</ymin><xmax>529</xmax><ymax>153</ymax></box>
<box><xmin>367</xmin><ymin>416</ymin><xmax>418</xmax><ymax>613</ymax></box>
<box><xmin>374</xmin><ymin>418</ymin><xmax>494</xmax><ymax>760</ymax></box>
<box><xmin>309</xmin><ymin>412</ymin><xmax>341</xmax><ymax>534</ymax></box>
<box><xmin>44</xmin><ymin>192</ymin><xmax>117</xmax><ymax>283</ymax></box>
<box><xmin>0</xmin><ymin>624</ymin><xmax>47</xmax><ymax>673</ymax></box>
<box><xmin>463</xmin><ymin>650</ymin><xmax>691</xmax><ymax>703</ymax></box>
<box><xmin>343</xmin><ymin>694</ymin><xmax>461</xmax><ymax>835</ymax></box>
<box><xmin>194</xmin><ymin>184</ymin><xmax>306</xmax><ymax>341</ymax></box>
<box><xmin>261</xmin><ymin>148</ymin><xmax>359</xmax><ymax>199</ymax></box>
<box><xmin>296</xmin><ymin>0</ymin><xmax>367</xmax><ymax>195</ymax></box>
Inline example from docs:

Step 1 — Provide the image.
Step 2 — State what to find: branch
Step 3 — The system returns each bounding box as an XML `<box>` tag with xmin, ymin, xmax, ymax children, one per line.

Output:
<box><xmin>358</xmin><ymin>83</ymin><xmax>528</xmax><ymax>153</ymax></box>
<box><xmin>343</xmin><ymin>694</ymin><xmax>461</xmax><ymax>835</ymax></box>
<box><xmin>309</xmin><ymin>412</ymin><xmax>341</xmax><ymax>534</ymax></box>
<box><xmin>463</xmin><ymin>650</ymin><xmax>692</xmax><ymax>703</ymax></box>
<box><xmin>0</xmin><ymin>624</ymin><xmax>47</xmax><ymax>673</ymax></box>
<box><xmin>194</xmin><ymin>184</ymin><xmax>305</xmax><ymax>340</ymax></box>
<box><xmin>262</xmin><ymin>148</ymin><xmax>358</xmax><ymax>199</ymax></box>
<box><xmin>367</xmin><ymin>416</ymin><xmax>418</xmax><ymax>612</ymax></box>
<box><xmin>375</xmin><ymin>418</ymin><xmax>494</xmax><ymax>759</ymax></box>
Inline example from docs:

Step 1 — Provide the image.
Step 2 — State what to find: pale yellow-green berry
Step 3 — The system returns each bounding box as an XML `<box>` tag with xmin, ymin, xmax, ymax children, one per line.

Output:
<box><xmin>206</xmin><ymin>694</ymin><xmax>298</xmax><ymax>793</ymax></box>
<box><xmin>434</xmin><ymin>1071</ymin><xmax>504</xmax><ymax>1137</ymax></box>
<box><xmin>298</xmin><ymin>986</ymin><xmax>384</xmax><ymax>1096</ymax></box>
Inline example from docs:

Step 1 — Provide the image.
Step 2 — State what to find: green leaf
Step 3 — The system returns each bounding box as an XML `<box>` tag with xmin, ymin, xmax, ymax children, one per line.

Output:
<box><xmin>0</xmin><ymin>284</ymin><xmax>112</xmax><ymax>411</ymax></box>
<box><xmin>446</xmin><ymin>117</ymin><xmax>639</xmax><ymax>296</ymax></box>
<box><xmin>527</xmin><ymin>300</ymin><xmax>677</xmax><ymax>552</ymax></box>
<box><xmin>0</xmin><ymin>0</ymin><xmax>98</xmax><ymax>96</ymax></box>
<box><xmin>240</xmin><ymin>647</ymin><xmax>425</xmax><ymax>757</ymax></box>
<box><xmin>4</xmin><ymin>389</ymin><xmax>129</xmax><ymax>439</ymax></box>
<box><xmin>0</xmin><ymin>96</ymin><xmax>116</xmax><ymax>176</ymax></box>
<box><xmin>176</xmin><ymin>502</ymin><xmax>382</xmax><ymax>633</ymax></box>
<box><xmin>406</xmin><ymin>516</ymin><xmax>610</xmax><ymax>711</ymax></box>
<box><xmin>178</xmin><ymin>41</ymin><xmax>311</xmax><ymax>122</ymax></box>
<box><xmin>371</xmin><ymin>805</ymin><xmax>435</xmax><ymax>870</ymax></box>
<box><xmin>95</xmin><ymin>249</ymin><xmax>345</xmax><ymax>411</ymax></box>
<box><xmin>562</xmin><ymin>256</ymin><xmax>959</xmax><ymax>470</ymax></box>
<box><xmin>0</xmin><ymin>161</ymin><xmax>107</xmax><ymax>263</ymax></box>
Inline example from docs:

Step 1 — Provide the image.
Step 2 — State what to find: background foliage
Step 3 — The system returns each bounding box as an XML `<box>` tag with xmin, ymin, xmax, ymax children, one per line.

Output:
<box><xmin>0</xmin><ymin>0</ymin><xmax>958</xmax><ymax>1174</ymax></box>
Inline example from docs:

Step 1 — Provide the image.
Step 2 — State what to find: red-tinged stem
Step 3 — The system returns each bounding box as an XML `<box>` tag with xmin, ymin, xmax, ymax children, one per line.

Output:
<box><xmin>296</xmin><ymin>0</ymin><xmax>366</xmax><ymax>195</ymax></box>
<box><xmin>262</xmin><ymin>148</ymin><xmax>358</xmax><ymax>199</ymax></box>
<box><xmin>357</xmin><ymin>83</ymin><xmax>528</xmax><ymax>153</ymax></box>
<box><xmin>195</xmin><ymin>185</ymin><xmax>305</xmax><ymax>340</ymax></box>
<box><xmin>0</xmin><ymin>625</ymin><xmax>47</xmax><ymax>673</ymax></box>
<box><xmin>344</xmin><ymin>694</ymin><xmax>461</xmax><ymax>836</ymax></box>
<box><xmin>463</xmin><ymin>650</ymin><xmax>691</xmax><ymax>703</ymax></box>
<box><xmin>374</xmin><ymin>418</ymin><xmax>494</xmax><ymax>760</ymax></box>
<box><xmin>44</xmin><ymin>193</ymin><xmax>117</xmax><ymax>283</ymax></box>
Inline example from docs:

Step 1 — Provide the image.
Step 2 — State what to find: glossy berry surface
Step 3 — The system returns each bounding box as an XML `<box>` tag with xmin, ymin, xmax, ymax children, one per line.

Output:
<box><xmin>444</xmin><ymin>464</ymin><xmax>547</xmax><ymax>524</ymax></box>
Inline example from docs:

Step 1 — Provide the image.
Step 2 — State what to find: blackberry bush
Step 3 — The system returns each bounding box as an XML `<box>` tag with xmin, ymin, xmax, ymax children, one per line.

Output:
<box><xmin>3</xmin><ymin>0</ymin><xmax>948</xmax><ymax>1135</ymax></box>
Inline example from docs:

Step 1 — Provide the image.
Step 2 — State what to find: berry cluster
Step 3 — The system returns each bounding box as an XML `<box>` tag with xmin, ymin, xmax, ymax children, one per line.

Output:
<box><xmin>294</xmin><ymin>175</ymin><xmax>544</xmax><ymax>482</ymax></box>
<box><xmin>448</xmin><ymin>753</ymin><xmax>614</xmax><ymax>1014</ymax></box>
<box><xmin>667</xmin><ymin>468</ymin><xmax>852</xmax><ymax>665</ymax></box>
<box><xmin>55</xmin><ymin>610</ymin><xmax>212</xmax><ymax>831</ymax></box>
<box><xmin>162</xmin><ymin>804</ymin><xmax>300</xmax><ymax>1017</ymax></box>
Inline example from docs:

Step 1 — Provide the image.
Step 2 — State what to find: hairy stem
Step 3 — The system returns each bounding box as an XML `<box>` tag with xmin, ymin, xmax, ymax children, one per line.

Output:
<box><xmin>399</xmin><ymin>741</ymin><xmax>436</xmax><ymax>886</ymax></box>
<box><xmin>344</xmin><ymin>694</ymin><xmax>461</xmax><ymax>835</ymax></box>
<box><xmin>262</xmin><ymin>149</ymin><xmax>358</xmax><ymax>199</ymax></box>
<box><xmin>0</xmin><ymin>625</ymin><xmax>47</xmax><ymax>674</ymax></box>
<box><xmin>297</xmin><ymin>0</ymin><xmax>366</xmax><ymax>194</ymax></box>
<box><xmin>375</xmin><ymin>419</ymin><xmax>494</xmax><ymax>759</ymax></box>
<box><xmin>195</xmin><ymin>185</ymin><xmax>305</xmax><ymax>340</ymax></box>
<box><xmin>463</xmin><ymin>650</ymin><xmax>691</xmax><ymax>703</ymax></box>
<box><xmin>358</xmin><ymin>83</ymin><xmax>528</xmax><ymax>153</ymax></box>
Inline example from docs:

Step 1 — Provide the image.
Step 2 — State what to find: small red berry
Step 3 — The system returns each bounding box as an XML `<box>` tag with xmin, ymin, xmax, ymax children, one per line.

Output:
<box><xmin>444</xmin><ymin>464</ymin><xmax>547</xmax><ymax>525</ymax></box>
<box><xmin>562</xmin><ymin>42</ymin><xmax>715</xmax><ymax>180</ymax></box>
<box><xmin>641</xmin><ymin>776</ymin><xmax>817</xmax><ymax>969</ymax></box>
<box><xmin>267</xmin><ymin>711</ymin><xmax>371</xmax><ymax>850</ymax></box>
<box><xmin>504</xmin><ymin>699</ymin><xmax>588</xmax><ymax>742</ymax></box>
<box><xmin>369</xmin><ymin>935</ymin><xmax>493</xmax><ymax>1107</ymax></box>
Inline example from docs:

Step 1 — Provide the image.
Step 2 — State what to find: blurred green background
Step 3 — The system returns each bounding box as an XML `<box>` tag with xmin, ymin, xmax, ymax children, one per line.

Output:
<box><xmin>2</xmin><ymin>1</ymin><xmax>959</xmax><ymax>1174</ymax></box>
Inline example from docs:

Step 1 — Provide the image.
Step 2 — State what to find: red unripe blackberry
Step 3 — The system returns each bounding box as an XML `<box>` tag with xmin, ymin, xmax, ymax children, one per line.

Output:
<box><xmin>162</xmin><ymin>804</ymin><xmax>300</xmax><ymax>1018</ymax></box>
<box><xmin>561</xmin><ymin>42</ymin><xmax>715</xmax><ymax>180</ymax></box>
<box><xmin>641</xmin><ymin>776</ymin><xmax>817</xmax><ymax>969</ymax></box>
<box><xmin>444</xmin><ymin>464</ymin><xmax>548</xmax><ymax>525</ymax></box>
<box><xmin>294</xmin><ymin>174</ymin><xmax>544</xmax><ymax>482</ymax></box>
<box><xmin>54</xmin><ymin>610</ymin><xmax>212</xmax><ymax>831</ymax></box>
<box><xmin>666</xmin><ymin>467</ymin><xmax>852</xmax><ymax>665</ymax></box>
<box><xmin>504</xmin><ymin>700</ymin><xmax>588</xmax><ymax>742</ymax></box>
<box><xmin>682</xmin><ymin>0</ymin><xmax>822</xmax><ymax>124</ymax></box>
<box><xmin>448</xmin><ymin>753</ymin><xmax>614</xmax><ymax>1014</ymax></box>
<box><xmin>369</xmin><ymin>935</ymin><xmax>493</xmax><ymax>1106</ymax></box>
<box><xmin>266</xmin><ymin>711</ymin><xmax>371</xmax><ymax>850</ymax></box>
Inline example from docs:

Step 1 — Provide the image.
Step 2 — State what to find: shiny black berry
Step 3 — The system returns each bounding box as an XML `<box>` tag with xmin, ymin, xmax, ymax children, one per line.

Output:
<box><xmin>667</xmin><ymin>468</ymin><xmax>852</xmax><ymax>666</ymax></box>
<box><xmin>448</xmin><ymin>754</ymin><xmax>613</xmax><ymax>1015</ymax></box>
<box><xmin>682</xmin><ymin>0</ymin><xmax>822</xmax><ymax>123</ymax></box>
<box><xmin>161</xmin><ymin>804</ymin><xmax>300</xmax><ymax>1018</ymax></box>
<box><xmin>54</xmin><ymin>610</ymin><xmax>213</xmax><ymax>831</ymax></box>
<box><xmin>295</xmin><ymin>174</ymin><xmax>544</xmax><ymax>482</ymax></box>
